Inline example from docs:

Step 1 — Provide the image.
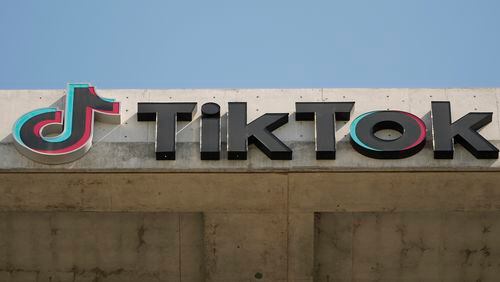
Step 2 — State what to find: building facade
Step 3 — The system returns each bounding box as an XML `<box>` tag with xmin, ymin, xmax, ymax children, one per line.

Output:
<box><xmin>1</xmin><ymin>87</ymin><xmax>500</xmax><ymax>281</ymax></box>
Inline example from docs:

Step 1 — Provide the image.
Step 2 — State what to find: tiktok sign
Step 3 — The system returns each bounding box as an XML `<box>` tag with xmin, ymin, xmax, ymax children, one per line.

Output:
<box><xmin>12</xmin><ymin>84</ymin><xmax>121</xmax><ymax>164</ymax></box>
<box><xmin>11</xmin><ymin>84</ymin><xmax>499</xmax><ymax>164</ymax></box>
<box><xmin>138</xmin><ymin>101</ymin><xmax>498</xmax><ymax>161</ymax></box>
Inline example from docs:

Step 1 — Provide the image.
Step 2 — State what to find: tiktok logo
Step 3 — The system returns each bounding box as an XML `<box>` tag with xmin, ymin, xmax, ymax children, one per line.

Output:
<box><xmin>13</xmin><ymin>84</ymin><xmax>121</xmax><ymax>164</ymax></box>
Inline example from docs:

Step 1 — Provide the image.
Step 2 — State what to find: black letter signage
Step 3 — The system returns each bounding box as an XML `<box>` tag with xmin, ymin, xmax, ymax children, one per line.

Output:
<box><xmin>296</xmin><ymin>102</ymin><xmax>354</xmax><ymax>159</ymax></box>
<box><xmin>14</xmin><ymin>83</ymin><xmax>500</xmax><ymax>164</ymax></box>
<box><xmin>137</xmin><ymin>103</ymin><xmax>197</xmax><ymax>160</ymax></box>
<box><xmin>431</xmin><ymin>101</ymin><xmax>498</xmax><ymax>159</ymax></box>
<box><xmin>227</xmin><ymin>102</ymin><xmax>292</xmax><ymax>160</ymax></box>
<box><xmin>200</xmin><ymin>103</ymin><xmax>221</xmax><ymax>160</ymax></box>
<box><xmin>350</xmin><ymin>111</ymin><xmax>427</xmax><ymax>159</ymax></box>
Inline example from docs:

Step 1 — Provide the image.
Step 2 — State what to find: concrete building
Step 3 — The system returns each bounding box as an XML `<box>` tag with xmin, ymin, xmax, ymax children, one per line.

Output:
<box><xmin>1</xmin><ymin>87</ymin><xmax>500</xmax><ymax>281</ymax></box>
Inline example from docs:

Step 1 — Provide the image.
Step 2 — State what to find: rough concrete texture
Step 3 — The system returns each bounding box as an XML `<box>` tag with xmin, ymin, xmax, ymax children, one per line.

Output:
<box><xmin>1</xmin><ymin>88</ymin><xmax>500</xmax><ymax>171</ymax></box>
<box><xmin>0</xmin><ymin>172</ymin><xmax>499</xmax><ymax>281</ymax></box>
<box><xmin>0</xmin><ymin>212</ymin><xmax>204</xmax><ymax>282</ymax></box>
<box><xmin>2</xmin><ymin>172</ymin><xmax>499</xmax><ymax>213</ymax></box>
<box><xmin>204</xmin><ymin>213</ymin><xmax>287</xmax><ymax>281</ymax></box>
<box><xmin>315</xmin><ymin>212</ymin><xmax>500</xmax><ymax>282</ymax></box>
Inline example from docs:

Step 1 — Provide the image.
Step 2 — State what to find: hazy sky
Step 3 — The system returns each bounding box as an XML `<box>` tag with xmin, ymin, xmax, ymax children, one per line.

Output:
<box><xmin>1</xmin><ymin>0</ymin><xmax>499</xmax><ymax>89</ymax></box>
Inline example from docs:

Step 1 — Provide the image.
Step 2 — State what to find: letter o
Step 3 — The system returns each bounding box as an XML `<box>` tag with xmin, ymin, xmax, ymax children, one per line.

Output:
<box><xmin>350</xmin><ymin>111</ymin><xmax>426</xmax><ymax>159</ymax></box>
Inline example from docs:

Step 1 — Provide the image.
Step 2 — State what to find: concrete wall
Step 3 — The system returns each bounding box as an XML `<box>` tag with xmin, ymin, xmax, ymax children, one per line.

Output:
<box><xmin>1</xmin><ymin>89</ymin><xmax>500</xmax><ymax>281</ymax></box>
<box><xmin>315</xmin><ymin>212</ymin><xmax>500</xmax><ymax>281</ymax></box>
<box><xmin>0</xmin><ymin>172</ymin><xmax>500</xmax><ymax>281</ymax></box>
<box><xmin>0</xmin><ymin>212</ymin><xmax>204</xmax><ymax>281</ymax></box>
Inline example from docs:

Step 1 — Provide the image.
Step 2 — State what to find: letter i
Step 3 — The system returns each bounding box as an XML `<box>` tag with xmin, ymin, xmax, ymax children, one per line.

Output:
<box><xmin>201</xmin><ymin>103</ymin><xmax>221</xmax><ymax>160</ymax></box>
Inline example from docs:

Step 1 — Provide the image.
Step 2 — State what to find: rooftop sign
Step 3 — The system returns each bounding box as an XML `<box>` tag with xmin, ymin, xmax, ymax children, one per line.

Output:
<box><xmin>11</xmin><ymin>85</ymin><xmax>499</xmax><ymax>164</ymax></box>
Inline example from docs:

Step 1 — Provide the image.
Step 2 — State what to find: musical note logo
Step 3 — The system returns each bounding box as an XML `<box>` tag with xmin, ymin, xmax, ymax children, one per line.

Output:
<box><xmin>13</xmin><ymin>83</ymin><xmax>121</xmax><ymax>164</ymax></box>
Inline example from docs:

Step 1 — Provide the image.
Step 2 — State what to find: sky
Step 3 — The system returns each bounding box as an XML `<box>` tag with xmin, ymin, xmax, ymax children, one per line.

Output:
<box><xmin>0</xmin><ymin>0</ymin><xmax>499</xmax><ymax>89</ymax></box>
